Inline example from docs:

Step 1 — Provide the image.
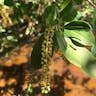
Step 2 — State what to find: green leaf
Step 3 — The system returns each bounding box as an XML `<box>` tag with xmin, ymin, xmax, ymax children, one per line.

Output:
<box><xmin>55</xmin><ymin>29</ymin><xmax>67</xmax><ymax>53</ymax></box>
<box><xmin>92</xmin><ymin>40</ymin><xmax>96</xmax><ymax>56</ymax></box>
<box><xmin>64</xmin><ymin>21</ymin><xmax>91</xmax><ymax>30</ymax></box>
<box><xmin>0</xmin><ymin>26</ymin><xmax>5</xmax><ymax>33</ymax></box>
<box><xmin>92</xmin><ymin>9</ymin><xmax>96</xmax><ymax>31</ymax></box>
<box><xmin>31</xmin><ymin>35</ymin><xmax>44</xmax><ymax>70</ymax></box>
<box><xmin>64</xmin><ymin>37</ymin><xmax>95</xmax><ymax>68</ymax></box>
<box><xmin>64</xmin><ymin>21</ymin><xmax>95</xmax><ymax>46</ymax></box>
<box><xmin>4</xmin><ymin>0</ymin><xmax>14</xmax><ymax>6</ymax></box>
<box><xmin>64</xmin><ymin>37</ymin><xmax>96</xmax><ymax>77</ymax></box>
<box><xmin>82</xmin><ymin>59</ymin><xmax>96</xmax><ymax>77</ymax></box>
<box><xmin>60</xmin><ymin>1</ymin><xmax>77</xmax><ymax>22</ymax></box>
<box><xmin>59</xmin><ymin>0</ymin><xmax>71</xmax><ymax>12</ymax></box>
<box><xmin>64</xmin><ymin>29</ymin><xmax>95</xmax><ymax>46</ymax></box>
<box><xmin>44</xmin><ymin>4</ymin><xmax>58</xmax><ymax>25</ymax></box>
<box><xmin>27</xmin><ymin>83</ymin><xmax>33</xmax><ymax>94</ymax></box>
<box><xmin>52</xmin><ymin>35</ymin><xmax>59</xmax><ymax>52</ymax></box>
<box><xmin>13</xmin><ymin>3</ymin><xmax>23</xmax><ymax>23</ymax></box>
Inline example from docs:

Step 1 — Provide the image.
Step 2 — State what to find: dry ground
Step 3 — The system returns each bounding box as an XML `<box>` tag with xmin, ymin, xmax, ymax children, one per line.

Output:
<box><xmin>0</xmin><ymin>41</ymin><xmax>96</xmax><ymax>96</ymax></box>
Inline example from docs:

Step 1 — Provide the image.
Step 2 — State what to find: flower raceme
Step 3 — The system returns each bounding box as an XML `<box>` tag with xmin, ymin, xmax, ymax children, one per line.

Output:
<box><xmin>40</xmin><ymin>28</ymin><xmax>54</xmax><ymax>94</ymax></box>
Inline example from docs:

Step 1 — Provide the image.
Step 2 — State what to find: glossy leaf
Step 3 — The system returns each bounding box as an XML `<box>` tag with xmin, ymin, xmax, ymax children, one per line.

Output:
<box><xmin>44</xmin><ymin>4</ymin><xmax>58</xmax><ymax>25</ymax></box>
<box><xmin>59</xmin><ymin>0</ymin><xmax>71</xmax><ymax>12</ymax></box>
<box><xmin>64</xmin><ymin>37</ymin><xmax>95</xmax><ymax>68</ymax></box>
<box><xmin>64</xmin><ymin>29</ymin><xmax>95</xmax><ymax>46</ymax></box>
<box><xmin>64</xmin><ymin>21</ymin><xmax>91</xmax><ymax>30</ymax></box>
<box><xmin>60</xmin><ymin>1</ymin><xmax>77</xmax><ymax>22</ymax></box>
<box><xmin>64</xmin><ymin>21</ymin><xmax>95</xmax><ymax>46</ymax></box>
<box><xmin>55</xmin><ymin>29</ymin><xmax>67</xmax><ymax>53</ymax></box>
<box><xmin>31</xmin><ymin>35</ymin><xmax>44</xmax><ymax>70</ymax></box>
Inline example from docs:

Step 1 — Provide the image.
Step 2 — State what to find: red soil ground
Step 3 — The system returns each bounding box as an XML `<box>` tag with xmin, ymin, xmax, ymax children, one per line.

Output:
<box><xmin>0</xmin><ymin>42</ymin><xmax>96</xmax><ymax>96</ymax></box>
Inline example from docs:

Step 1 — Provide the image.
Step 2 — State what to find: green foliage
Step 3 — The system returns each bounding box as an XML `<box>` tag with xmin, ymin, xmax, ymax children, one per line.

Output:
<box><xmin>0</xmin><ymin>26</ymin><xmax>5</xmax><ymax>32</ymax></box>
<box><xmin>64</xmin><ymin>21</ymin><xmax>95</xmax><ymax>46</ymax></box>
<box><xmin>59</xmin><ymin>0</ymin><xmax>71</xmax><ymax>12</ymax></box>
<box><xmin>64</xmin><ymin>36</ymin><xmax>94</xmax><ymax>68</ymax></box>
<box><xmin>0</xmin><ymin>0</ymin><xmax>96</xmax><ymax>81</ymax></box>
<box><xmin>55</xmin><ymin>28</ymin><xmax>67</xmax><ymax>53</ymax></box>
<box><xmin>82</xmin><ymin>59</ymin><xmax>96</xmax><ymax>77</ymax></box>
<box><xmin>13</xmin><ymin>3</ymin><xmax>23</xmax><ymax>23</ymax></box>
<box><xmin>31</xmin><ymin>35</ymin><xmax>43</xmax><ymax>70</ymax></box>
<box><xmin>92</xmin><ymin>9</ymin><xmax>96</xmax><ymax>31</ymax></box>
<box><xmin>64</xmin><ymin>21</ymin><xmax>91</xmax><ymax>30</ymax></box>
<box><xmin>92</xmin><ymin>40</ymin><xmax>96</xmax><ymax>56</ymax></box>
<box><xmin>60</xmin><ymin>0</ymin><xmax>77</xmax><ymax>22</ymax></box>
<box><xmin>27</xmin><ymin>83</ymin><xmax>33</xmax><ymax>95</ymax></box>
<box><xmin>44</xmin><ymin>3</ymin><xmax>58</xmax><ymax>25</ymax></box>
<box><xmin>63</xmin><ymin>21</ymin><xmax>96</xmax><ymax>77</ymax></box>
<box><xmin>31</xmin><ymin>33</ymin><xmax>57</xmax><ymax>70</ymax></box>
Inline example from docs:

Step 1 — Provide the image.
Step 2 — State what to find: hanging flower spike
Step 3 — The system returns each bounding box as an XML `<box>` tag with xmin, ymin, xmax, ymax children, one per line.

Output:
<box><xmin>40</xmin><ymin>27</ymin><xmax>54</xmax><ymax>94</ymax></box>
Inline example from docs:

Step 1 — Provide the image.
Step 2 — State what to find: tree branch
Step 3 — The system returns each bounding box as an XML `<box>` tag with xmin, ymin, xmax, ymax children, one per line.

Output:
<box><xmin>87</xmin><ymin>0</ymin><xmax>96</xmax><ymax>8</ymax></box>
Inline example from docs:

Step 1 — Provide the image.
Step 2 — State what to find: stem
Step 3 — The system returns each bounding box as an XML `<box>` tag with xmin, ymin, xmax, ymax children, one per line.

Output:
<box><xmin>87</xmin><ymin>0</ymin><xmax>96</xmax><ymax>8</ymax></box>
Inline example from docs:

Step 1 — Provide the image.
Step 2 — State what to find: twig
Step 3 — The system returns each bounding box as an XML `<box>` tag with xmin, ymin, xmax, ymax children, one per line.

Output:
<box><xmin>87</xmin><ymin>0</ymin><xmax>96</xmax><ymax>8</ymax></box>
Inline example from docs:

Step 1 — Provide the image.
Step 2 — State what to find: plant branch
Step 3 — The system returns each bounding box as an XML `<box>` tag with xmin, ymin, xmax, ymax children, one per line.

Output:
<box><xmin>87</xmin><ymin>0</ymin><xmax>96</xmax><ymax>8</ymax></box>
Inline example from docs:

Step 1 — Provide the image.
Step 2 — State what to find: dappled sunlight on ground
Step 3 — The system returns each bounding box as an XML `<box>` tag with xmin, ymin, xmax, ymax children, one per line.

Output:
<box><xmin>0</xmin><ymin>43</ymin><xmax>96</xmax><ymax>96</ymax></box>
